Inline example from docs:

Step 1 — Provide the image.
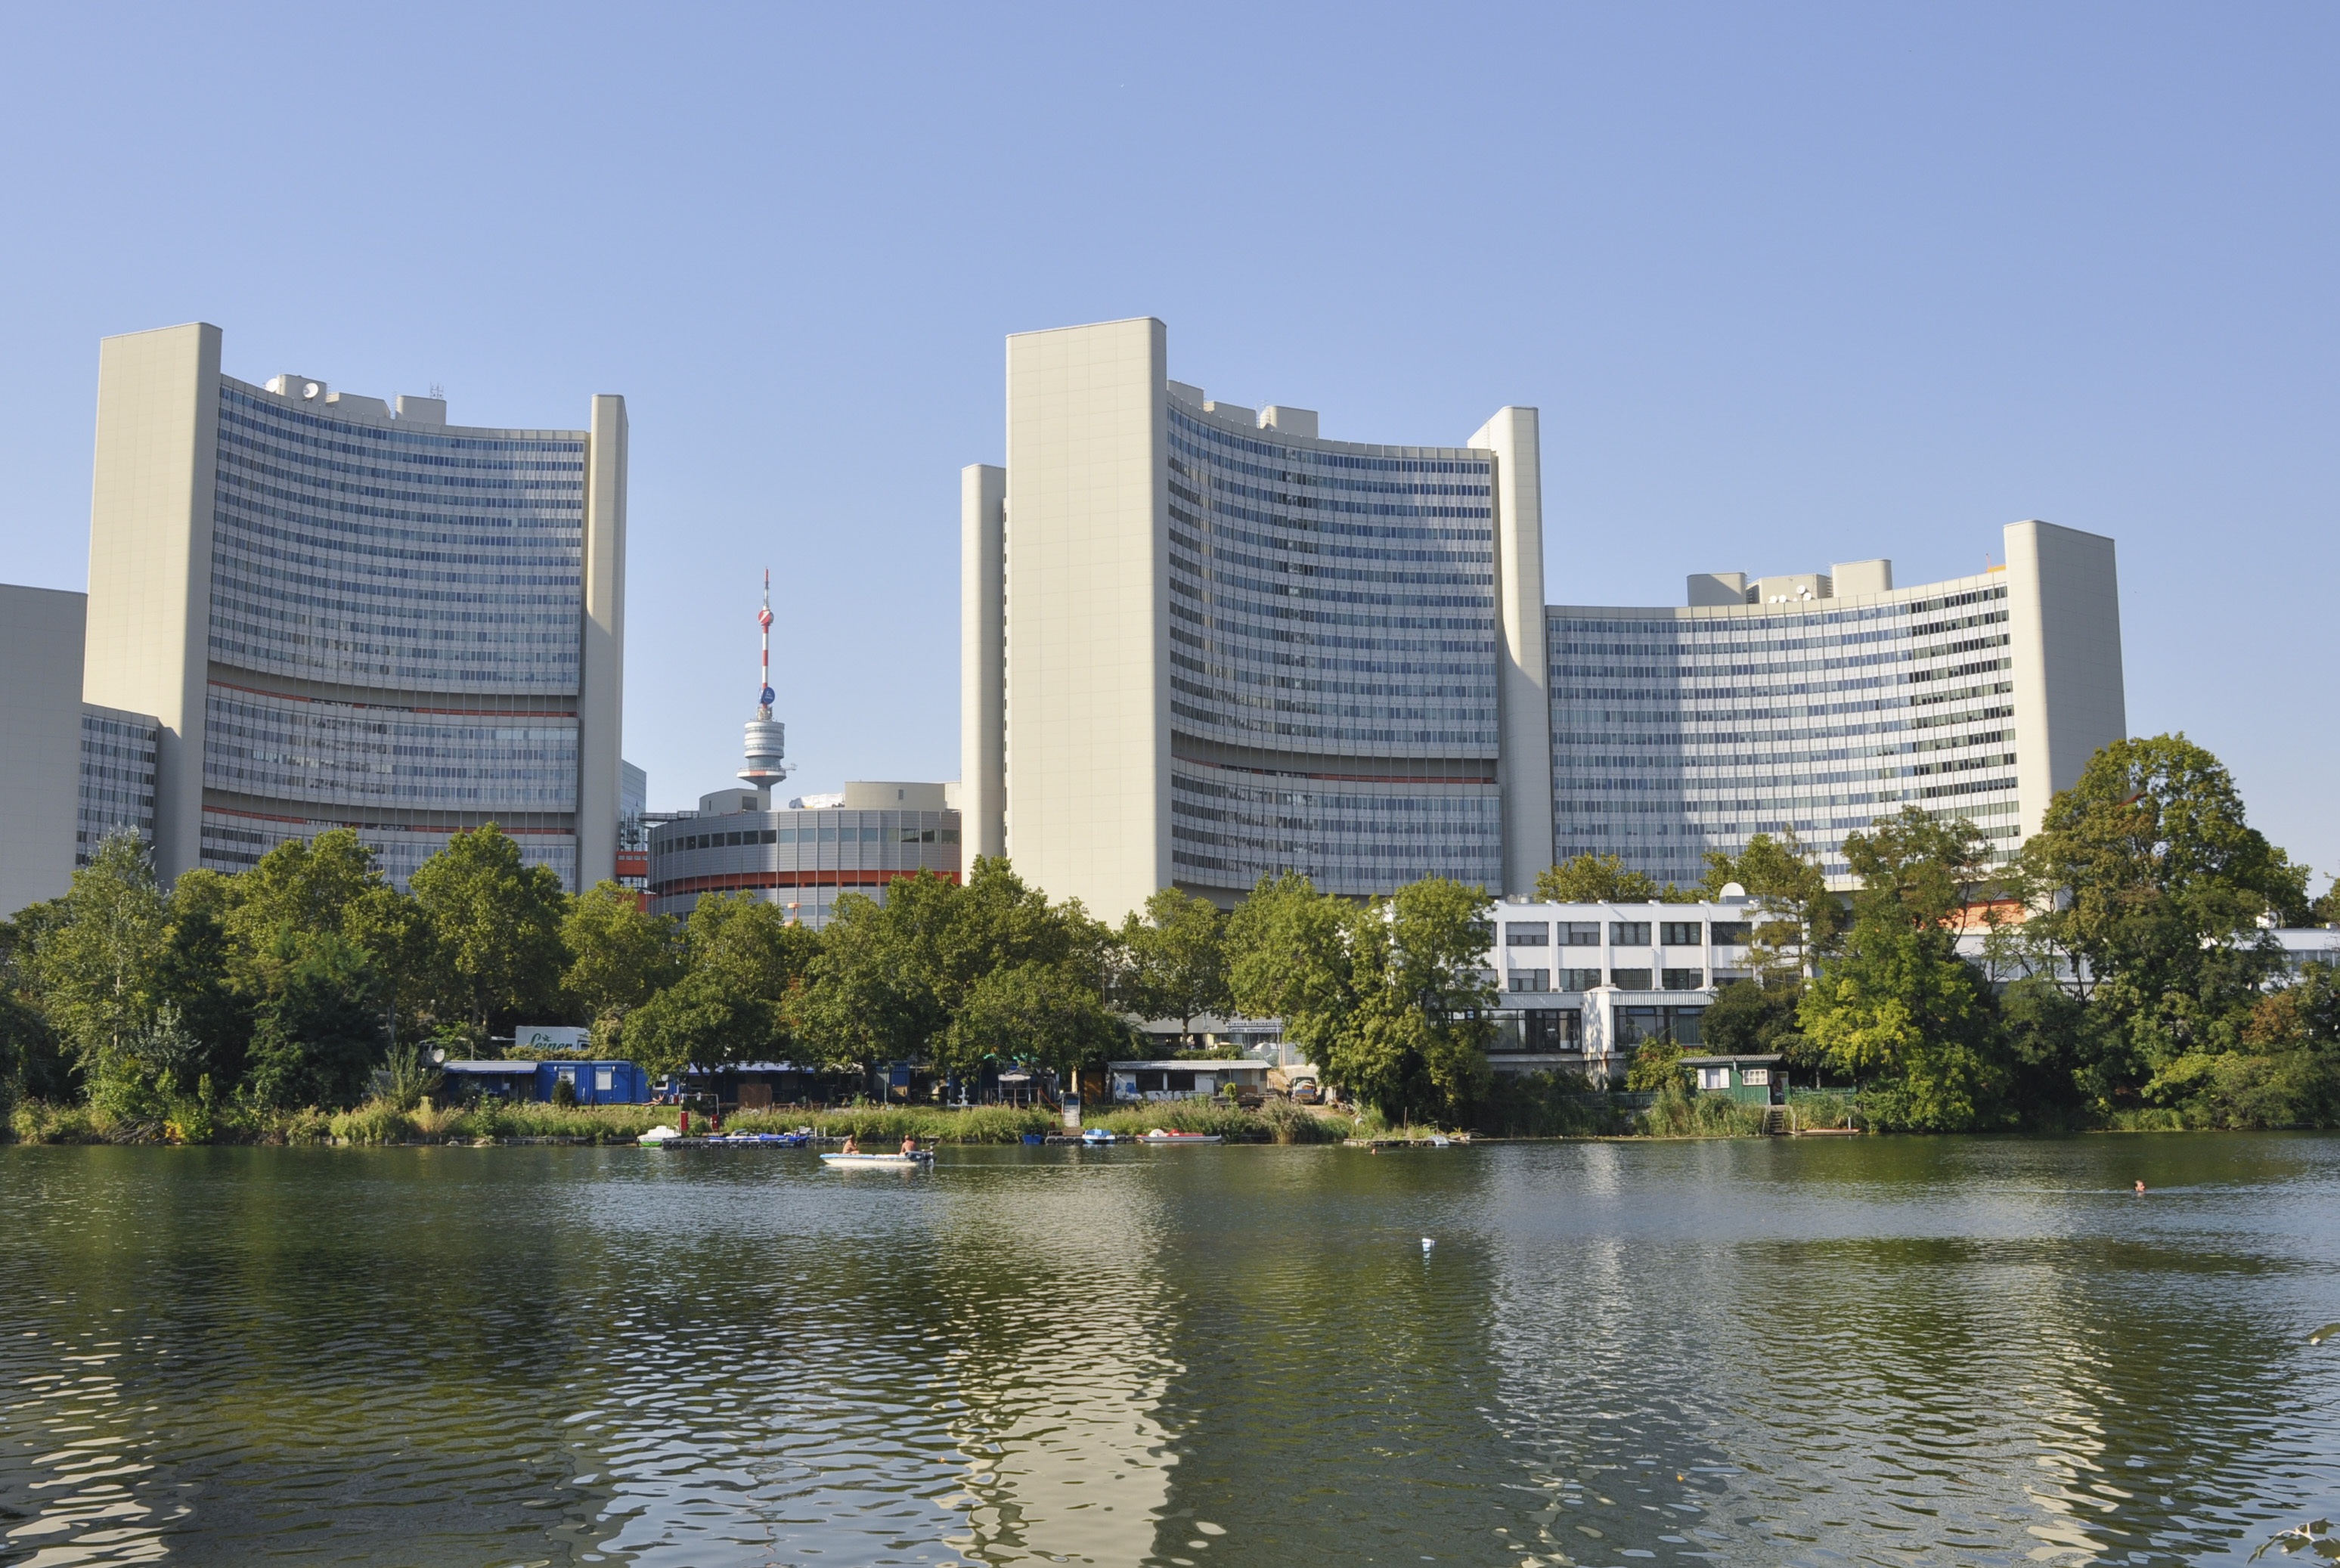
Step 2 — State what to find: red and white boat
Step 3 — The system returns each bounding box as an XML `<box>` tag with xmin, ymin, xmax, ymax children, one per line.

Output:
<box><xmin>1139</xmin><ymin>1130</ymin><xmax>1221</xmax><ymax>1145</ymax></box>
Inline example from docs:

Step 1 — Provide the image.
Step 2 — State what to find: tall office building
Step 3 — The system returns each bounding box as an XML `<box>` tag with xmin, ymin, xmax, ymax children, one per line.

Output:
<box><xmin>0</xmin><ymin>584</ymin><xmax>158</xmax><ymax>915</ymax></box>
<box><xmin>82</xmin><ymin>323</ymin><xmax>627</xmax><ymax>891</ymax></box>
<box><xmin>962</xmin><ymin>318</ymin><xmax>2130</xmax><ymax>917</ymax></box>
<box><xmin>962</xmin><ymin>317</ymin><xmax>1551</xmax><ymax>921</ymax></box>
<box><xmin>1551</xmin><ymin>525</ymin><xmax>2125</xmax><ymax>885</ymax></box>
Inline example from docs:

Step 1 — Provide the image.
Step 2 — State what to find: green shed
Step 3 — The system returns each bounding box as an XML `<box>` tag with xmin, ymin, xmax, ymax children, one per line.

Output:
<box><xmin>1678</xmin><ymin>1054</ymin><xmax>1783</xmax><ymax>1105</ymax></box>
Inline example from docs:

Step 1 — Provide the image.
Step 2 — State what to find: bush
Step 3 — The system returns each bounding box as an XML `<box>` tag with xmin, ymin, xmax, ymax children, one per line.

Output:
<box><xmin>1637</xmin><ymin>1082</ymin><xmax>1768</xmax><ymax>1137</ymax></box>
<box><xmin>329</xmin><ymin>1099</ymin><xmax>414</xmax><ymax>1145</ymax></box>
<box><xmin>8</xmin><ymin>1100</ymin><xmax>109</xmax><ymax>1144</ymax></box>
<box><xmin>1475</xmin><ymin>1071</ymin><xmax>1630</xmax><ymax>1136</ymax></box>
<box><xmin>1090</xmin><ymin>1099</ymin><xmax>1353</xmax><ymax>1142</ymax></box>
<box><xmin>1786</xmin><ymin>1089</ymin><xmax>1861</xmax><ymax>1131</ymax></box>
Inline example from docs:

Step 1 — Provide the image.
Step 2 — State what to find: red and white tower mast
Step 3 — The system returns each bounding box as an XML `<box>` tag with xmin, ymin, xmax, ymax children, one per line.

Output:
<box><xmin>738</xmin><ymin>569</ymin><xmax>791</xmax><ymax>807</ymax></box>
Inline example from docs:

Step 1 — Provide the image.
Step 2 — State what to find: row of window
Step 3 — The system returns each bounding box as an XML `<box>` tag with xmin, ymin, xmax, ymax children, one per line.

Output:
<box><xmin>1491</xmin><ymin>1005</ymin><xmax>1709</xmax><ymax>1051</ymax></box>
<box><xmin>212</xmin><ymin>387</ymin><xmax>588</xmax><ymax>696</ymax></box>
<box><xmin>656</xmin><ymin>825</ymin><xmax>960</xmax><ymax>853</ymax></box>
<box><xmin>1505</xmin><ymin>921</ymin><xmax>1752</xmax><ymax>947</ymax></box>
<box><xmin>1508</xmin><ymin>968</ymin><xmax>1711</xmax><ymax>993</ymax></box>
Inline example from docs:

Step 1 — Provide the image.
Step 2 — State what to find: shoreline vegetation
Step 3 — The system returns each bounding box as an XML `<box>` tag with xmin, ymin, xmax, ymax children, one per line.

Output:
<box><xmin>6</xmin><ymin>733</ymin><xmax>2338</xmax><ymax>1145</ymax></box>
<box><xmin>10</xmin><ymin>1080</ymin><xmax>2298</xmax><ymax>1147</ymax></box>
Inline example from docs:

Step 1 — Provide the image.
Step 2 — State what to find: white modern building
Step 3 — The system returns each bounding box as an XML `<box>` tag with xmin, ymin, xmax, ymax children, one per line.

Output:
<box><xmin>1552</xmin><ymin>525</ymin><xmax>2125</xmax><ymax>887</ymax></box>
<box><xmin>962</xmin><ymin>316</ymin><xmax>2127</xmax><ymax>917</ymax></box>
<box><xmin>1479</xmin><ymin>897</ymin><xmax>1756</xmax><ymax>1082</ymax></box>
<box><xmin>962</xmin><ymin>316</ymin><xmax>1550</xmax><ymax>922</ymax></box>
<box><xmin>79</xmin><ymin>323</ymin><xmax>628</xmax><ymax>891</ymax></box>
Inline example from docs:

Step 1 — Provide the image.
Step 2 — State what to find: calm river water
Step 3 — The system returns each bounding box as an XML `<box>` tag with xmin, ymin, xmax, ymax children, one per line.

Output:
<box><xmin>5</xmin><ymin>1136</ymin><xmax>2339</xmax><ymax>1566</ymax></box>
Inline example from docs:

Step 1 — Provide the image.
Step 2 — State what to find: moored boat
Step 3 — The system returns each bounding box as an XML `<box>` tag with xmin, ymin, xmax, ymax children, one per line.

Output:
<box><xmin>1139</xmin><ymin>1130</ymin><xmax>1221</xmax><ymax>1145</ymax></box>
<box><xmin>820</xmin><ymin>1151</ymin><xmax>935</xmax><ymax>1168</ymax></box>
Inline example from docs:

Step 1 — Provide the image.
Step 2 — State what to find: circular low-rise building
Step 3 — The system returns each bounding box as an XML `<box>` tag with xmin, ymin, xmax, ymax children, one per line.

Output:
<box><xmin>647</xmin><ymin>781</ymin><xmax>960</xmax><ymax>927</ymax></box>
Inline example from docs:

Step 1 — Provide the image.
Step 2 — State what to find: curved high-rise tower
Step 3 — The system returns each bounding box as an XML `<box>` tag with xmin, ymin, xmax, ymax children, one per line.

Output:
<box><xmin>81</xmin><ymin>322</ymin><xmax>627</xmax><ymax>890</ymax></box>
<box><xmin>961</xmin><ymin>316</ymin><xmax>1551</xmax><ymax>919</ymax></box>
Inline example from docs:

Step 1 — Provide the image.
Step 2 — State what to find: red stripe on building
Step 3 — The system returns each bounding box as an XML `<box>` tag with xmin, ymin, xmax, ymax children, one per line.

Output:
<box><xmin>650</xmin><ymin>869</ymin><xmax>960</xmax><ymax>897</ymax></box>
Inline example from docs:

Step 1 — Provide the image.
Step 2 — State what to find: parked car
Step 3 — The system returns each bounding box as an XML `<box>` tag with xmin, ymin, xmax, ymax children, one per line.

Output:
<box><xmin>1289</xmin><ymin>1077</ymin><xmax>1321</xmax><ymax>1105</ymax></box>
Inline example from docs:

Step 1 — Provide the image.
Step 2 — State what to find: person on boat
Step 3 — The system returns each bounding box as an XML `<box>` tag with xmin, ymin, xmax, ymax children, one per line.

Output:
<box><xmin>2134</xmin><ymin>1179</ymin><xmax>2146</xmax><ymax>1195</ymax></box>
<box><xmin>841</xmin><ymin>1134</ymin><xmax>859</xmax><ymax>1155</ymax></box>
<box><xmin>900</xmin><ymin>1135</ymin><xmax>919</xmax><ymax>1157</ymax></box>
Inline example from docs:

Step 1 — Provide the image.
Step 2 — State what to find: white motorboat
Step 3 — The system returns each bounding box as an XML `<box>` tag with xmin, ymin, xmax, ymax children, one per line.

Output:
<box><xmin>820</xmin><ymin>1150</ymin><xmax>935</xmax><ymax>1168</ymax></box>
<box><xmin>1139</xmin><ymin>1130</ymin><xmax>1221</xmax><ymax>1145</ymax></box>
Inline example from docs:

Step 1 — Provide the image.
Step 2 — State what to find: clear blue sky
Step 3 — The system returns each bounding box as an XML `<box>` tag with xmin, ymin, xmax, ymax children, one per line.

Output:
<box><xmin>2</xmin><ymin>5</ymin><xmax>2332</xmax><ymax>886</ymax></box>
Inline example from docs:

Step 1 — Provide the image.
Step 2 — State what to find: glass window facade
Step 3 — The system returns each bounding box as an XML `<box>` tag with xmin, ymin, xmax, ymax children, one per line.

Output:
<box><xmin>193</xmin><ymin>380</ymin><xmax>594</xmax><ymax>890</ymax></box>
<box><xmin>200</xmin><ymin>808</ymin><xmax>575</xmax><ymax>890</ymax></box>
<box><xmin>648</xmin><ymin>808</ymin><xmax>964</xmax><ymax>930</ymax></box>
<box><xmin>203</xmin><ymin>686</ymin><xmax>579</xmax><ymax>813</ymax></box>
<box><xmin>1550</xmin><ymin>581</ymin><xmax>2019</xmax><ymax>885</ymax></box>
<box><xmin>76</xmin><ymin>707</ymin><xmax>158</xmax><ymax>866</ymax></box>
<box><xmin>209</xmin><ymin>386</ymin><xmax>585</xmax><ymax>693</ymax></box>
<box><xmin>1162</xmin><ymin>401</ymin><xmax>1504</xmax><ymax>897</ymax></box>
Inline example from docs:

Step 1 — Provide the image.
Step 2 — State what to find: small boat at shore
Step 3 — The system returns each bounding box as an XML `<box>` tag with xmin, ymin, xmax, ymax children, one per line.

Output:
<box><xmin>820</xmin><ymin>1151</ymin><xmax>935</xmax><ymax>1168</ymax></box>
<box><xmin>1139</xmin><ymin>1130</ymin><xmax>1220</xmax><ymax>1145</ymax></box>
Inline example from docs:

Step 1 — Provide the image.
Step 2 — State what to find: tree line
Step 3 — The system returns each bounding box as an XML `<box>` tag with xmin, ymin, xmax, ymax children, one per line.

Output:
<box><xmin>0</xmin><ymin>826</ymin><xmax>1252</xmax><ymax>1133</ymax></box>
<box><xmin>4</xmin><ymin>731</ymin><xmax>2334</xmax><ymax>1136</ymax></box>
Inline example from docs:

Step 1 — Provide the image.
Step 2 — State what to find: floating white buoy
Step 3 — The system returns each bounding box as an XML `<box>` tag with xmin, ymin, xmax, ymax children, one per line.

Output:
<box><xmin>1422</xmin><ymin>1237</ymin><xmax>1435</xmax><ymax>1251</ymax></box>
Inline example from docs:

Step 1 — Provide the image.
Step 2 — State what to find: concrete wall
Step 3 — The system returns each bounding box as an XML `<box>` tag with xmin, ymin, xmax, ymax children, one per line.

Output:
<box><xmin>1002</xmin><ymin>318</ymin><xmax>1168</xmax><ymax>920</ymax></box>
<box><xmin>576</xmin><ymin>394</ymin><xmax>629</xmax><ymax>888</ymax></box>
<box><xmin>840</xmin><ymin>781</ymin><xmax>953</xmax><ymax>810</ymax></box>
<box><xmin>2005</xmin><ymin>519</ymin><xmax>2125</xmax><ymax>837</ymax></box>
<box><xmin>0</xmin><ymin>587</ymin><xmax>89</xmax><ymax>913</ymax></box>
<box><xmin>1469</xmin><ymin>407</ymin><xmax>1554</xmax><ymax>894</ymax></box>
<box><xmin>82</xmin><ymin>322</ymin><xmax>222</xmax><ymax>881</ymax></box>
<box><xmin>959</xmin><ymin>462</ymin><xmax>1006</xmax><ymax>860</ymax></box>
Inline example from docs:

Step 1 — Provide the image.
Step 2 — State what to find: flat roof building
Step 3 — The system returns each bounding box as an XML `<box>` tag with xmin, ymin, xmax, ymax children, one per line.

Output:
<box><xmin>646</xmin><ymin>780</ymin><xmax>961</xmax><ymax>928</ymax></box>
<box><xmin>81</xmin><ymin>324</ymin><xmax>627</xmax><ymax>891</ymax></box>
<box><xmin>963</xmin><ymin>317</ymin><xmax>2128</xmax><ymax>916</ymax></box>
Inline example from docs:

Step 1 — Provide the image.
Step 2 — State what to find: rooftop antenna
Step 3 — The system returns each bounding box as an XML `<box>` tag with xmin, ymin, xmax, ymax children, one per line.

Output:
<box><xmin>428</xmin><ymin>382</ymin><xmax>445</xmax><ymax>401</ymax></box>
<box><xmin>738</xmin><ymin>569</ymin><xmax>792</xmax><ymax>808</ymax></box>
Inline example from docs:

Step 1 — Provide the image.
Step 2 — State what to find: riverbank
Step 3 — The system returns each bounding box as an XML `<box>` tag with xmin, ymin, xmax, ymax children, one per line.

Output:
<box><xmin>5</xmin><ymin>1096</ymin><xmax>1360</xmax><ymax>1148</ymax></box>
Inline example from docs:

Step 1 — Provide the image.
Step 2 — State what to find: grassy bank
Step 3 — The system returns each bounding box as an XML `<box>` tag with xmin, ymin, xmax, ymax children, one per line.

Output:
<box><xmin>8</xmin><ymin>1097</ymin><xmax>1358</xmax><ymax>1146</ymax></box>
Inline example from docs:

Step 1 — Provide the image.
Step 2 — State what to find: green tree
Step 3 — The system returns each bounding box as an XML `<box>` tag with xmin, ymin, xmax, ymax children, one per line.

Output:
<box><xmin>1701</xmin><ymin>830</ymin><xmax>1841</xmax><ymax>981</ymax></box>
<box><xmin>626</xmin><ymin>968</ymin><xmax>774</xmax><ymax>1082</ymax></box>
<box><xmin>798</xmin><ymin>860</ymin><xmax>1113</xmax><ymax>1080</ymax></box>
<box><xmin>152</xmin><ymin>869</ymin><xmax>252</xmax><ymax>1095</ymax></box>
<box><xmin>1700</xmin><ymin>978</ymin><xmax>1806</xmax><ymax>1064</ymax></box>
<box><xmin>954</xmin><ymin>961</ymin><xmax>1133</xmax><ymax>1081</ymax></box>
<box><xmin>342</xmin><ymin>882</ymin><xmax>439</xmax><ymax>1046</ymax></box>
<box><xmin>1340</xmin><ymin>878</ymin><xmax>1499</xmax><ymax>1123</ymax></box>
<box><xmin>0</xmin><ymin>914</ymin><xmax>68</xmax><ymax>1111</ymax></box>
<box><xmin>1225</xmin><ymin>872</ymin><xmax>1361</xmax><ymax>1077</ymax></box>
<box><xmin>1625</xmin><ymin>1037</ymin><xmax>1688</xmax><ymax>1092</ymax></box>
<box><xmin>1797</xmin><ymin>807</ymin><xmax>2002</xmax><ymax>1130</ymax></box>
<box><xmin>240</xmin><ymin>928</ymin><xmax>389</xmax><ymax>1108</ymax></box>
<box><xmin>408</xmin><ymin>825</ymin><xmax>569</xmax><ymax>1034</ymax></box>
<box><xmin>1536</xmin><ymin>853</ymin><xmax>1660</xmax><ymax>903</ymax></box>
<box><xmin>29</xmin><ymin>832</ymin><xmax>169</xmax><ymax>1109</ymax></box>
<box><xmin>227</xmin><ymin>829</ymin><xmax>387</xmax><ymax>948</ymax></box>
<box><xmin>1229</xmin><ymin>873</ymin><xmax>1495</xmax><ymax>1123</ymax></box>
<box><xmin>1118</xmin><ymin>888</ymin><xmax>1231</xmax><ymax>1048</ymax></box>
<box><xmin>562</xmin><ymin>882</ymin><xmax>684</xmax><ymax>1055</ymax></box>
<box><xmin>2012</xmin><ymin>734</ymin><xmax>2307</xmax><ymax>1111</ymax></box>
